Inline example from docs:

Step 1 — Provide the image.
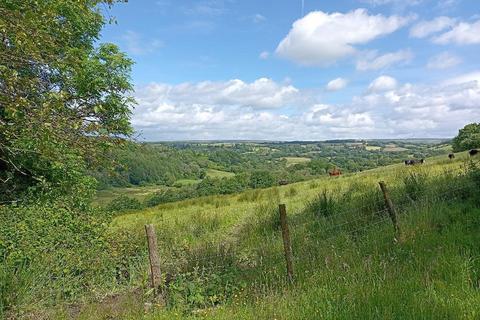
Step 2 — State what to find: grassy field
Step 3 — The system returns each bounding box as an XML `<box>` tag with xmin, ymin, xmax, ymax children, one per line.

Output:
<box><xmin>206</xmin><ymin>169</ymin><xmax>236</xmax><ymax>178</ymax></box>
<box><xmin>282</xmin><ymin>157</ymin><xmax>312</xmax><ymax>166</ymax></box>
<box><xmin>93</xmin><ymin>185</ymin><xmax>168</xmax><ymax>206</ymax></box>
<box><xmin>55</xmin><ymin>151</ymin><xmax>480</xmax><ymax>319</ymax></box>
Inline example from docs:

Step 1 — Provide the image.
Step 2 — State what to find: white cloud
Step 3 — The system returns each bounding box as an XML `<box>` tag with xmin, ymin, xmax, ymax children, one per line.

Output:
<box><xmin>356</xmin><ymin>49</ymin><xmax>413</xmax><ymax>71</ymax></box>
<box><xmin>276</xmin><ymin>9</ymin><xmax>412</xmax><ymax>66</ymax></box>
<box><xmin>135</xmin><ymin>78</ymin><xmax>301</xmax><ymax>111</ymax></box>
<box><xmin>426</xmin><ymin>52</ymin><xmax>461</xmax><ymax>69</ymax></box>
<box><xmin>368</xmin><ymin>76</ymin><xmax>398</xmax><ymax>92</ymax></box>
<box><xmin>132</xmin><ymin>74</ymin><xmax>480</xmax><ymax>140</ymax></box>
<box><xmin>433</xmin><ymin>20</ymin><xmax>480</xmax><ymax>44</ymax></box>
<box><xmin>326</xmin><ymin>78</ymin><xmax>348</xmax><ymax>91</ymax></box>
<box><xmin>442</xmin><ymin>71</ymin><xmax>480</xmax><ymax>86</ymax></box>
<box><xmin>122</xmin><ymin>31</ymin><xmax>163</xmax><ymax>55</ymax></box>
<box><xmin>259</xmin><ymin>51</ymin><xmax>270</xmax><ymax>60</ymax></box>
<box><xmin>409</xmin><ymin>16</ymin><xmax>456</xmax><ymax>38</ymax></box>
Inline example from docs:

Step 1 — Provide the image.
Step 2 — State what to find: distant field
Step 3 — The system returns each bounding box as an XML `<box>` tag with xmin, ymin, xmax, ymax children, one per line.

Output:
<box><xmin>282</xmin><ymin>157</ymin><xmax>311</xmax><ymax>166</ymax></box>
<box><xmin>206</xmin><ymin>168</ymin><xmax>235</xmax><ymax>178</ymax></box>
<box><xmin>365</xmin><ymin>146</ymin><xmax>381</xmax><ymax>151</ymax></box>
<box><xmin>383</xmin><ymin>144</ymin><xmax>408</xmax><ymax>152</ymax></box>
<box><xmin>93</xmin><ymin>185</ymin><xmax>167</xmax><ymax>206</ymax></box>
<box><xmin>173</xmin><ymin>179</ymin><xmax>201</xmax><ymax>186</ymax></box>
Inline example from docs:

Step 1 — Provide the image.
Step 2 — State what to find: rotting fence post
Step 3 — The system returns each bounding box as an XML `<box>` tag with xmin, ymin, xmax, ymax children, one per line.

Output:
<box><xmin>145</xmin><ymin>224</ymin><xmax>162</xmax><ymax>295</ymax></box>
<box><xmin>279</xmin><ymin>204</ymin><xmax>294</xmax><ymax>282</ymax></box>
<box><xmin>378</xmin><ymin>181</ymin><xmax>401</xmax><ymax>241</ymax></box>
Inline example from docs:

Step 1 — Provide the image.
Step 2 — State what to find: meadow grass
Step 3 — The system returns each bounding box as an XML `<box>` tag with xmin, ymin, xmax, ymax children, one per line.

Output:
<box><xmin>47</xmin><ymin>151</ymin><xmax>480</xmax><ymax>319</ymax></box>
<box><xmin>281</xmin><ymin>157</ymin><xmax>312</xmax><ymax>166</ymax></box>
<box><xmin>206</xmin><ymin>169</ymin><xmax>235</xmax><ymax>179</ymax></box>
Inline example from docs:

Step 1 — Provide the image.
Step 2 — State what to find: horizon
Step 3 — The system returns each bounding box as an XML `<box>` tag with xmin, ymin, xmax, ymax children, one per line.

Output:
<box><xmin>143</xmin><ymin>137</ymin><xmax>453</xmax><ymax>143</ymax></box>
<box><xmin>101</xmin><ymin>0</ymin><xmax>480</xmax><ymax>141</ymax></box>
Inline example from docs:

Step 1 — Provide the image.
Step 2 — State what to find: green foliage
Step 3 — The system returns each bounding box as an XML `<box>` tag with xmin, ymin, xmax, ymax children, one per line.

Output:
<box><xmin>106</xmin><ymin>195</ymin><xmax>143</xmax><ymax>213</ymax></box>
<box><xmin>166</xmin><ymin>269</ymin><xmax>243</xmax><ymax>312</ymax></box>
<box><xmin>144</xmin><ymin>187</ymin><xmax>196</xmax><ymax>207</ymax></box>
<box><xmin>305</xmin><ymin>189</ymin><xmax>338</xmax><ymax>218</ymax></box>
<box><xmin>403</xmin><ymin>171</ymin><xmax>428</xmax><ymax>201</ymax></box>
<box><xmin>0</xmin><ymin>202</ymin><xmax>114</xmax><ymax>315</ymax></box>
<box><xmin>0</xmin><ymin>0</ymin><xmax>134</xmax><ymax>201</ymax></box>
<box><xmin>249</xmin><ymin>170</ymin><xmax>275</xmax><ymax>189</ymax></box>
<box><xmin>452</xmin><ymin>123</ymin><xmax>480</xmax><ymax>152</ymax></box>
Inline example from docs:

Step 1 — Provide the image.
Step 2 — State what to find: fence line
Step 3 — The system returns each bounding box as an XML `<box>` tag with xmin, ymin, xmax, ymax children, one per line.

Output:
<box><xmin>142</xmin><ymin>162</ymin><xmax>479</xmax><ymax>302</ymax></box>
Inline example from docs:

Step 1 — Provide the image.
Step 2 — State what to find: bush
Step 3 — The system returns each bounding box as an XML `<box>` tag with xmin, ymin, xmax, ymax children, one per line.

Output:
<box><xmin>0</xmin><ymin>202</ymin><xmax>113</xmax><ymax>313</ymax></box>
<box><xmin>403</xmin><ymin>171</ymin><xmax>427</xmax><ymax>201</ymax></box>
<box><xmin>106</xmin><ymin>195</ymin><xmax>143</xmax><ymax>213</ymax></box>
<box><xmin>144</xmin><ymin>187</ymin><xmax>196</xmax><ymax>207</ymax></box>
<box><xmin>305</xmin><ymin>190</ymin><xmax>338</xmax><ymax>218</ymax></box>
<box><xmin>249</xmin><ymin>170</ymin><xmax>275</xmax><ymax>189</ymax></box>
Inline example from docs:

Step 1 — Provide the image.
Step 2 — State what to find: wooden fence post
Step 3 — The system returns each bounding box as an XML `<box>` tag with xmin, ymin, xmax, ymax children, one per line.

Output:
<box><xmin>145</xmin><ymin>224</ymin><xmax>162</xmax><ymax>295</ymax></box>
<box><xmin>279</xmin><ymin>204</ymin><xmax>294</xmax><ymax>282</ymax></box>
<box><xmin>378</xmin><ymin>181</ymin><xmax>401</xmax><ymax>240</ymax></box>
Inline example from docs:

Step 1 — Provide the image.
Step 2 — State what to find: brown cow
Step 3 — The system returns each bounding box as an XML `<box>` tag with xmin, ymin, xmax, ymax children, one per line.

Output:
<box><xmin>329</xmin><ymin>168</ymin><xmax>342</xmax><ymax>176</ymax></box>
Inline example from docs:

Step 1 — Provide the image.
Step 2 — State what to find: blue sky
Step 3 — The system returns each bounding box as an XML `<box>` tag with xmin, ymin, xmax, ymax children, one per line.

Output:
<box><xmin>100</xmin><ymin>0</ymin><xmax>480</xmax><ymax>141</ymax></box>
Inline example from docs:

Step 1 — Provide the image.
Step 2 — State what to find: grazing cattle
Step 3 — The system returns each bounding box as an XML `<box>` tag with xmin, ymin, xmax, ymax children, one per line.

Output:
<box><xmin>329</xmin><ymin>168</ymin><xmax>342</xmax><ymax>176</ymax></box>
<box><xmin>448</xmin><ymin>153</ymin><xmax>455</xmax><ymax>160</ymax></box>
<box><xmin>404</xmin><ymin>159</ymin><xmax>425</xmax><ymax>166</ymax></box>
<box><xmin>278</xmin><ymin>180</ymin><xmax>289</xmax><ymax>186</ymax></box>
<box><xmin>469</xmin><ymin>149</ymin><xmax>478</xmax><ymax>157</ymax></box>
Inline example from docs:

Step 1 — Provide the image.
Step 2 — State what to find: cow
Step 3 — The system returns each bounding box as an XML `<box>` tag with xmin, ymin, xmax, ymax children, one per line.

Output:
<box><xmin>469</xmin><ymin>149</ymin><xmax>478</xmax><ymax>157</ymax></box>
<box><xmin>404</xmin><ymin>159</ymin><xmax>425</xmax><ymax>166</ymax></box>
<box><xmin>329</xmin><ymin>168</ymin><xmax>342</xmax><ymax>176</ymax></box>
<box><xmin>278</xmin><ymin>180</ymin><xmax>289</xmax><ymax>186</ymax></box>
<box><xmin>448</xmin><ymin>153</ymin><xmax>455</xmax><ymax>160</ymax></box>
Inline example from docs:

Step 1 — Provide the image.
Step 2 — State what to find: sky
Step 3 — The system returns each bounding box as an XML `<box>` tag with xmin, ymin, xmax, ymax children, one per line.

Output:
<box><xmin>100</xmin><ymin>0</ymin><xmax>480</xmax><ymax>141</ymax></box>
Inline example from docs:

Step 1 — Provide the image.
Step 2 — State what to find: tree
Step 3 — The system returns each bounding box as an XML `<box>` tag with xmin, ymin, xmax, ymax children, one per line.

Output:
<box><xmin>452</xmin><ymin>123</ymin><xmax>480</xmax><ymax>152</ymax></box>
<box><xmin>249</xmin><ymin>170</ymin><xmax>275</xmax><ymax>189</ymax></box>
<box><xmin>0</xmin><ymin>0</ymin><xmax>134</xmax><ymax>201</ymax></box>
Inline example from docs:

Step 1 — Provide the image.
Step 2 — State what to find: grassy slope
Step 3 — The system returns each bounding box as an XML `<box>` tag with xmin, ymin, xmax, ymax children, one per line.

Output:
<box><xmin>206</xmin><ymin>169</ymin><xmax>235</xmax><ymax>179</ymax></box>
<box><xmin>77</xmin><ymin>152</ymin><xmax>480</xmax><ymax>319</ymax></box>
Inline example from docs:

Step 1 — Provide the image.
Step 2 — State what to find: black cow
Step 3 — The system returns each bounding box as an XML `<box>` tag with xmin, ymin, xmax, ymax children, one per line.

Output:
<box><xmin>404</xmin><ymin>159</ymin><xmax>425</xmax><ymax>166</ymax></box>
<box><xmin>278</xmin><ymin>180</ymin><xmax>289</xmax><ymax>186</ymax></box>
<box><xmin>469</xmin><ymin>149</ymin><xmax>478</xmax><ymax>157</ymax></box>
<box><xmin>448</xmin><ymin>153</ymin><xmax>455</xmax><ymax>160</ymax></box>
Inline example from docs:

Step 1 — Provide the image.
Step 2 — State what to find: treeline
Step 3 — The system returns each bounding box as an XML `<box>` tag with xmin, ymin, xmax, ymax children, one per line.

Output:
<box><xmin>106</xmin><ymin>159</ymin><xmax>335</xmax><ymax>212</ymax></box>
<box><xmin>92</xmin><ymin>143</ymin><xmax>208</xmax><ymax>188</ymax></box>
<box><xmin>94</xmin><ymin>140</ymin><xmax>450</xmax><ymax>193</ymax></box>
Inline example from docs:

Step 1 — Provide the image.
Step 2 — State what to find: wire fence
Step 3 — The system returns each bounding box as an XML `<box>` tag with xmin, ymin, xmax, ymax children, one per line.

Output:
<box><xmin>136</xmin><ymin>160</ymin><xmax>480</xmax><ymax>309</ymax></box>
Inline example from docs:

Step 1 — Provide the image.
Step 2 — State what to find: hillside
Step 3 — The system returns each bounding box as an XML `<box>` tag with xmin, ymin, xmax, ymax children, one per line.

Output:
<box><xmin>55</xmin><ymin>152</ymin><xmax>480</xmax><ymax>319</ymax></box>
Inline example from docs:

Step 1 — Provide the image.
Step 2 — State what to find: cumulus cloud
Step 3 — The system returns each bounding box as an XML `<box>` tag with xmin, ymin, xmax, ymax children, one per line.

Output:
<box><xmin>427</xmin><ymin>52</ymin><xmax>461</xmax><ymax>69</ymax></box>
<box><xmin>409</xmin><ymin>16</ymin><xmax>456</xmax><ymax>38</ymax></box>
<box><xmin>433</xmin><ymin>20</ymin><xmax>480</xmax><ymax>44</ymax></box>
<box><xmin>356</xmin><ymin>49</ymin><xmax>414</xmax><ymax>71</ymax></box>
<box><xmin>326</xmin><ymin>78</ymin><xmax>348</xmax><ymax>91</ymax></box>
<box><xmin>132</xmin><ymin>74</ymin><xmax>480</xmax><ymax>140</ymax></box>
<box><xmin>276</xmin><ymin>9</ymin><xmax>412</xmax><ymax>66</ymax></box>
<box><xmin>368</xmin><ymin>76</ymin><xmax>398</xmax><ymax>92</ymax></box>
<box><xmin>135</xmin><ymin>78</ymin><xmax>302</xmax><ymax>112</ymax></box>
